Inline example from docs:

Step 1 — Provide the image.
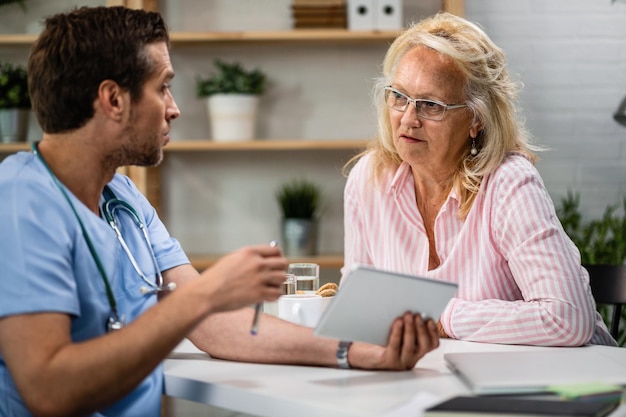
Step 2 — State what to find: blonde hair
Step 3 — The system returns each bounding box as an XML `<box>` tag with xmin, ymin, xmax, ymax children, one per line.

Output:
<box><xmin>345</xmin><ymin>12</ymin><xmax>539</xmax><ymax>219</ymax></box>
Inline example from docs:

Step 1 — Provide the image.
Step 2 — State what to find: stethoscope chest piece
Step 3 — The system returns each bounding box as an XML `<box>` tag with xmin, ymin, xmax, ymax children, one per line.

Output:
<box><xmin>107</xmin><ymin>315</ymin><xmax>126</xmax><ymax>332</ymax></box>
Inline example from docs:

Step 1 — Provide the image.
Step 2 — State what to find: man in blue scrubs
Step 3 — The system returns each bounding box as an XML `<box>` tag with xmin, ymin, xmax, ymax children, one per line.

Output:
<box><xmin>0</xmin><ymin>6</ymin><xmax>439</xmax><ymax>416</ymax></box>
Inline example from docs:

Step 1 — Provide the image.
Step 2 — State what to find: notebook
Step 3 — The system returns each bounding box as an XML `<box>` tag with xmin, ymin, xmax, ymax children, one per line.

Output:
<box><xmin>424</xmin><ymin>395</ymin><xmax>620</xmax><ymax>417</ymax></box>
<box><xmin>313</xmin><ymin>265</ymin><xmax>458</xmax><ymax>346</ymax></box>
<box><xmin>444</xmin><ymin>350</ymin><xmax>626</xmax><ymax>395</ymax></box>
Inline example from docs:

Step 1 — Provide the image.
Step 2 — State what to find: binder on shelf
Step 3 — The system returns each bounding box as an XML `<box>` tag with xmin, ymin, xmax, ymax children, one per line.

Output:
<box><xmin>347</xmin><ymin>0</ymin><xmax>375</xmax><ymax>30</ymax></box>
<box><xmin>375</xmin><ymin>0</ymin><xmax>402</xmax><ymax>30</ymax></box>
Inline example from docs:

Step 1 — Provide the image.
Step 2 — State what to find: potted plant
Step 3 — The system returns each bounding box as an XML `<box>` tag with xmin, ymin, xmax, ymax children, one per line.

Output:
<box><xmin>0</xmin><ymin>62</ymin><xmax>31</xmax><ymax>143</ymax></box>
<box><xmin>0</xmin><ymin>0</ymin><xmax>27</xmax><ymax>11</ymax></box>
<box><xmin>557</xmin><ymin>191</ymin><xmax>626</xmax><ymax>345</ymax></box>
<box><xmin>276</xmin><ymin>179</ymin><xmax>322</xmax><ymax>257</ymax></box>
<box><xmin>196</xmin><ymin>59</ymin><xmax>266</xmax><ymax>142</ymax></box>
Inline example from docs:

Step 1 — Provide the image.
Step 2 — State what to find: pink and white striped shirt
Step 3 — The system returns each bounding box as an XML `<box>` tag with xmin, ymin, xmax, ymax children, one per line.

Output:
<box><xmin>342</xmin><ymin>152</ymin><xmax>616</xmax><ymax>346</ymax></box>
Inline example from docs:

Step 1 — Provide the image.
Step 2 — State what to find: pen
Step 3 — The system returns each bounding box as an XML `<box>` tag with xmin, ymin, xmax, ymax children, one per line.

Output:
<box><xmin>251</xmin><ymin>240</ymin><xmax>278</xmax><ymax>335</ymax></box>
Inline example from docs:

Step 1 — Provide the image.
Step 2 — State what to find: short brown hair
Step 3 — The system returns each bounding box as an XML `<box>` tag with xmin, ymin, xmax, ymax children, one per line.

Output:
<box><xmin>28</xmin><ymin>6</ymin><xmax>170</xmax><ymax>133</ymax></box>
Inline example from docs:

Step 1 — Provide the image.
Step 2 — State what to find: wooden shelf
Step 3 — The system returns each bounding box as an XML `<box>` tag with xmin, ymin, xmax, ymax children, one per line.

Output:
<box><xmin>0</xmin><ymin>30</ymin><xmax>396</xmax><ymax>47</ymax></box>
<box><xmin>164</xmin><ymin>139</ymin><xmax>369</xmax><ymax>152</ymax></box>
<box><xmin>0</xmin><ymin>34</ymin><xmax>38</xmax><ymax>45</ymax></box>
<box><xmin>0</xmin><ymin>143</ymin><xmax>29</xmax><ymax>153</ymax></box>
<box><xmin>188</xmin><ymin>254</ymin><xmax>344</xmax><ymax>270</ymax></box>
<box><xmin>0</xmin><ymin>139</ymin><xmax>369</xmax><ymax>154</ymax></box>
<box><xmin>170</xmin><ymin>30</ymin><xmax>398</xmax><ymax>44</ymax></box>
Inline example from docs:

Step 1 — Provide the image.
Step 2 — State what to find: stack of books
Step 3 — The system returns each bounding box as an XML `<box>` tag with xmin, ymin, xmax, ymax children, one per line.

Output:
<box><xmin>291</xmin><ymin>0</ymin><xmax>347</xmax><ymax>29</ymax></box>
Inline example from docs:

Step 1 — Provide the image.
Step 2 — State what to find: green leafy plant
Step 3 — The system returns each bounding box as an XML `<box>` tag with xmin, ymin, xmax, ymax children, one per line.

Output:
<box><xmin>196</xmin><ymin>59</ymin><xmax>266</xmax><ymax>97</ymax></box>
<box><xmin>557</xmin><ymin>190</ymin><xmax>626</xmax><ymax>345</ymax></box>
<box><xmin>557</xmin><ymin>191</ymin><xmax>626</xmax><ymax>265</ymax></box>
<box><xmin>0</xmin><ymin>62</ymin><xmax>31</xmax><ymax>109</ymax></box>
<box><xmin>276</xmin><ymin>179</ymin><xmax>322</xmax><ymax>220</ymax></box>
<box><xmin>0</xmin><ymin>0</ymin><xmax>26</xmax><ymax>11</ymax></box>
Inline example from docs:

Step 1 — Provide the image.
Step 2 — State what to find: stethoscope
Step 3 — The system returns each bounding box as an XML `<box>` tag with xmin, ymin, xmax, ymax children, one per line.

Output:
<box><xmin>31</xmin><ymin>142</ymin><xmax>176</xmax><ymax>332</ymax></box>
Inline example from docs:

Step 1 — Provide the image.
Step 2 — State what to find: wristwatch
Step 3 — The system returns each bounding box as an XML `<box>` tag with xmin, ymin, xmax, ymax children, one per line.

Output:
<box><xmin>336</xmin><ymin>340</ymin><xmax>353</xmax><ymax>369</ymax></box>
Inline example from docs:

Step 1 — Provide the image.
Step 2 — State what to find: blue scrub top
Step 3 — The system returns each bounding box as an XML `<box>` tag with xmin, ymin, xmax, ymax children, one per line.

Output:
<box><xmin>0</xmin><ymin>151</ymin><xmax>190</xmax><ymax>417</ymax></box>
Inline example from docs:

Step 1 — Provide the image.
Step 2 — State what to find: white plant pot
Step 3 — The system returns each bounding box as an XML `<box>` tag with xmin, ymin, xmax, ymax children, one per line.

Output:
<box><xmin>206</xmin><ymin>94</ymin><xmax>259</xmax><ymax>142</ymax></box>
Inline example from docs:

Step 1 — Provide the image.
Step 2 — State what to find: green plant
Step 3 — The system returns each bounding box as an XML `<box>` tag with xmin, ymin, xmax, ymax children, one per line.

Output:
<box><xmin>196</xmin><ymin>59</ymin><xmax>266</xmax><ymax>97</ymax></box>
<box><xmin>557</xmin><ymin>190</ymin><xmax>626</xmax><ymax>345</ymax></box>
<box><xmin>0</xmin><ymin>0</ymin><xmax>26</xmax><ymax>11</ymax></box>
<box><xmin>0</xmin><ymin>62</ymin><xmax>31</xmax><ymax>109</ymax></box>
<box><xmin>276</xmin><ymin>179</ymin><xmax>322</xmax><ymax>220</ymax></box>
<box><xmin>557</xmin><ymin>191</ymin><xmax>626</xmax><ymax>265</ymax></box>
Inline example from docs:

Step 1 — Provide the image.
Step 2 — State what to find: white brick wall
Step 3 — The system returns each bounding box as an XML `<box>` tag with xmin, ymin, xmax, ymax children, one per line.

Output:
<box><xmin>465</xmin><ymin>0</ymin><xmax>626</xmax><ymax>219</ymax></box>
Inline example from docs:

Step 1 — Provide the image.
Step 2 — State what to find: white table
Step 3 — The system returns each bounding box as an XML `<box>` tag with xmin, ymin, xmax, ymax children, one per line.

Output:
<box><xmin>164</xmin><ymin>339</ymin><xmax>626</xmax><ymax>417</ymax></box>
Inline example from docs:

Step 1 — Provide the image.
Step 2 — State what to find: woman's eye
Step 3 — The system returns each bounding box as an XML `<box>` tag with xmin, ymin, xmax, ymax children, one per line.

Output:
<box><xmin>394</xmin><ymin>92</ymin><xmax>407</xmax><ymax>103</ymax></box>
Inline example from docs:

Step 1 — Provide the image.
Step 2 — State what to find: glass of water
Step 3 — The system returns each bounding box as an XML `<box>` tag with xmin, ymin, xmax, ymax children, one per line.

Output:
<box><xmin>282</xmin><ymin>273</ymin><xmax>297</xmax><ymax>295</ymax></box>
<box><xmin>288</xmin><ymin>263</ymin><xmax>320</xmax><ymax>294</ymax></box>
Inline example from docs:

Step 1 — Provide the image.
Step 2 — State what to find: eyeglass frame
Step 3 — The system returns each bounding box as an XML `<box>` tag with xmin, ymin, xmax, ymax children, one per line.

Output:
<box><xmin>383</xmin><ymin>86</ymin><xmax>467</xmax><ymax>121</ymax></box>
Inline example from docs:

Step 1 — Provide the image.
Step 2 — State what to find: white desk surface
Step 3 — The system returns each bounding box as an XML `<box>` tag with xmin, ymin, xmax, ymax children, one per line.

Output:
<box><xmin>164</xmin><ymin>339</ymin><xmax>626</xmax><ymax>417</ymax></box>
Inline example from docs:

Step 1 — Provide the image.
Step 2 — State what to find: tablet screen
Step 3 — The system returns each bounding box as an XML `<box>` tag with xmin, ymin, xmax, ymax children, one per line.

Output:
<box><xmin>314</xmin><ymin>265</ymin><xmax>458</xmax><ymax>345</ymax></box>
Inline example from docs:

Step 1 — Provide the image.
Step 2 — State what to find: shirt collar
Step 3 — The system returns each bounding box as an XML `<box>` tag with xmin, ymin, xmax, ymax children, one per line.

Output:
<box><xmin>388</xmin><ymin>160</ymin><xmax>460</xmax><ymax>205</ymax></box>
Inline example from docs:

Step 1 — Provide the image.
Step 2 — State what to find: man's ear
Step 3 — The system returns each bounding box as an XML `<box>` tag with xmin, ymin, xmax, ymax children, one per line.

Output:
<box><xmin>97</xmin><ymin>80</ymin><xmax>126</xmax><ymax>122</ymax></box>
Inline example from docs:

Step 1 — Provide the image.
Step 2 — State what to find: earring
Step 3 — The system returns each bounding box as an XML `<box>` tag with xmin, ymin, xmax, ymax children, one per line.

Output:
<box><xmin>470</xmin><ymin>138</ymin><xmax>478</xmax><ymax>156</ymax></box>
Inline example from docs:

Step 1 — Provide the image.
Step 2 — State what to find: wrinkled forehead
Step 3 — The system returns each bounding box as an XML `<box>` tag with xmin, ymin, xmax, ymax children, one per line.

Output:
<box><xmin>393</xmin><ymin>45</ymin><xmax>467</xmax><ymax>98</ymax></box>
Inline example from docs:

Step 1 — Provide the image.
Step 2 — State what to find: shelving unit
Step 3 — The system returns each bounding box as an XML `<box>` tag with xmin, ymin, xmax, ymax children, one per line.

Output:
<box><xmin>0</xmin><ymin>140</ymin><xmax>368</xmax><ymax>154</ymax></box>
<box><xmin>189</xmin><ymin>254</ymin><xmax>345</xmax><ymax>270</ymax></box>
<box><xmin>0</xmin><ymin>0</ymin><xmax>463</xmax><ymax>272</ymax></box>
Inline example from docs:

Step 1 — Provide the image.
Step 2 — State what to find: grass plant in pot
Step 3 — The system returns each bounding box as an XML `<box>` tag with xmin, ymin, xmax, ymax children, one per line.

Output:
<box><xmin>276</xmin><ymin>179</ymin><xmax>322</xmax><ymax>257</ymax></box>
<box><xmin>0</xmin><ymin>62</ymin><xmax>31</xmax><ymax>143</ymax></box>
<box><xmin>196</xmin><ymin>59</ymin><xmax>266</xmax><ymax>142</ymax></box>
<box><xmin>557</xmin><ymin>191</ymin><xmax>626</xmax><ymax>346</ymax></box>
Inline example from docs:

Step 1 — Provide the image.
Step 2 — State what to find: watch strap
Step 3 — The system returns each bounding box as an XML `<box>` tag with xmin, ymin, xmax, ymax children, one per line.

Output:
<box><xmin>336</xmin><ymin>340</ymin><xmax>353</xmax><ymax>369</ymax></box>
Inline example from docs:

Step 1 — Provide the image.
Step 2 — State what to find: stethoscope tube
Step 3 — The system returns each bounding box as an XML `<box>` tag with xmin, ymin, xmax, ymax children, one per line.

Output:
<box><xmin>102</xmin><ymin>198</ymin><xmax>176</xmax><ymax>294</ymax></box>
<box><xmin>31</xmin><ymin>141</ymin><xmax>175</xmax><ymax>333</ymax></box>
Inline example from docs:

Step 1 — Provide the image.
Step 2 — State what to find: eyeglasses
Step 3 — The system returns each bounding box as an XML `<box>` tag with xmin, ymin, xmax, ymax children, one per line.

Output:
<box><xmin>384</xmin><ymin>86</ymin><xmax>467</xmax><ymax>121</ymax></box>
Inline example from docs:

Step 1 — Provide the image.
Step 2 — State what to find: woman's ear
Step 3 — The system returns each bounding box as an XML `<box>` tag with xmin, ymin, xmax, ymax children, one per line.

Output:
<box><xmin>469</xmin><ymin>119</ymin><xmax>483</xmax><ymax>139</ymax></box>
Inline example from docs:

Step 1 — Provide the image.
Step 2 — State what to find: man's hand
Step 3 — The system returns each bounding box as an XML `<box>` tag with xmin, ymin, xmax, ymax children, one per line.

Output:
<box><xmin>348</xmin><ymin>313</ymin><xmax>440</xmax><ymax>370</ymax></box>
<box><xmin>196</xmin><ymin>244</ymin><xmax>288</xmax><ymax>313</ymax></box>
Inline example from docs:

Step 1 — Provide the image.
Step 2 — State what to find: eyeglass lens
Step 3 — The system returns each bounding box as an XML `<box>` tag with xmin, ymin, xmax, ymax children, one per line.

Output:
<box><xmin>384</xmin><ymin>88</ymin><xmax>449</xmax><ymax>121</ymax></box>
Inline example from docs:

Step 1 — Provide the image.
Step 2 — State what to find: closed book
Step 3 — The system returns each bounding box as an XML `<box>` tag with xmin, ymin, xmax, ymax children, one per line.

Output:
<box><xmin>292</xmin><ymin>0</ymin><xmax>345</xmax><ymax>6</ymax></box>
<box><xmin>294</xmin><ymin>16</ymin><xmax>347</xmax><ymax>24</ymax></box>
<box><xmin>292</xmin><ymin>8</ymin><xmax>346</xmax><ymax>18</ymax></box>
<box><xmin>294</xmin><ymin>21</ymin><xmax>347</xmax><ymax>28</ymax></box>
<box><xmin>424</xmin><ymin>396</ymin><xmax>620</xmax><ymax>417</ymax></box>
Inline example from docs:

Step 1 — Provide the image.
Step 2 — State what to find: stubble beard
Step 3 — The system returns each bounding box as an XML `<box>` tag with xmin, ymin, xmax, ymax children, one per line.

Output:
<box><xmin>117</xmin><ymin>108</ymin><xmax>164</xmax><ymax>168</ymax></box>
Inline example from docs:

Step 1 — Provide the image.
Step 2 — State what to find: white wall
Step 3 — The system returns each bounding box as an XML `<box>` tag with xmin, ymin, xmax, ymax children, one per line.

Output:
<box><xmin>162</xmin><ymin>0</ymin><xmax>626</xmax><ymax>263</ymax></box>
<box><xmin>465</xmin><ymin>0</ymin><xmax>626</xmax><ymax>218</ymax></box>
<box><xmin>2</xmin><ymin>0</ymin><xmax>626</xmax><ymax>261</ymax></box>
<box><xmin>159</xmin><ymin>0</ymin><xmax>441</xmax><ymax>266</ymax></box>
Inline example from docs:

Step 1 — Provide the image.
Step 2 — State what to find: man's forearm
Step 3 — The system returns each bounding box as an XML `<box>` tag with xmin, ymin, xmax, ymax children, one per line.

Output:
<box><xmin>189</xmin><ymin>308</ymin><xmax>338</xmax><ymax>366</ymax></box>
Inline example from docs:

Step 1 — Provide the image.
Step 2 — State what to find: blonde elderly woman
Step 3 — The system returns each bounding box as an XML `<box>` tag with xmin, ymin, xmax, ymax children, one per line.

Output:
<box><xmin>342</xmin><ymin>12</ymin><xmax>616</xmax><ymax>347</ymax></box>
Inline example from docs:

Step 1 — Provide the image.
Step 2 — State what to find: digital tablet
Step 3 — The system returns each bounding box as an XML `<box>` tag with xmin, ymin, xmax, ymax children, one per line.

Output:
<box><xmin>313</xmin><ymin>265</ymin><xmax>458</xmax><ymax>346</ymax></box>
